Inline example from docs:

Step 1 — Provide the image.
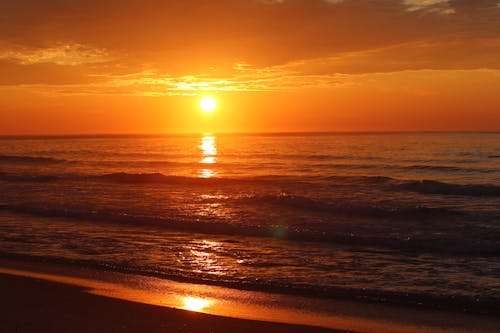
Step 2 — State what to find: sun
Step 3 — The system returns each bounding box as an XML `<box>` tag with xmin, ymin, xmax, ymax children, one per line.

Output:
<box><xmin>200</xmin><ymin>96</ymin><xmax>216</xmax><ymax>112</ymax></box>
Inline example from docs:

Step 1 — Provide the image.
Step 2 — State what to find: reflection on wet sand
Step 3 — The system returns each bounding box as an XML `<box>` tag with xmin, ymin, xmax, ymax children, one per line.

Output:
<box><xmin>182</xmin><ymin>296</ymin><xmax>212</xmax><ymax>312</ymax></box>
<box><xmin>2</xmin><ymin>265</ymin><xmax>497</xmax><ymax>333</ymax></box>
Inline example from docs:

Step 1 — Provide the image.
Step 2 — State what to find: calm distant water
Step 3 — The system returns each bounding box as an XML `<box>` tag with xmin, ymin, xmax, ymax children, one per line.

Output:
<box><xmin>0</xmin><ymin>132</ymin><xmax>499</xmax><ymax>312</ymax></box>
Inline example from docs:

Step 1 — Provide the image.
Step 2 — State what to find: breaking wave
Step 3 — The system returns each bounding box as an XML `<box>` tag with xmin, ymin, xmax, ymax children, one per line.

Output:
<box><xmin>394</xmin><ymin>179</ymin><xmax>500</xmax><ymax>197</ymax></box>
<box><xmin>1</xmin><ymin>203</ymin><xmax>498</xmax><ymax>256</ymax></box>
<box><xmin>237</xmin><ymin>193</ymin><xmax>463</xmax><ymax>218</ymax></box>
<box><xmin>1</xmin><ymin>170</ymin><xmax>499</xmax><ymax>197</ymax></box>
<box><xmin>0</xmin><ymin>154</ymin><xmax>67</xmax><ymax>164</ymax></box>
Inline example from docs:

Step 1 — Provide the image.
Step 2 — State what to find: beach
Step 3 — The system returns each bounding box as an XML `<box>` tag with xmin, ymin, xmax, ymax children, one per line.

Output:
<box><xmin>2</xmin><ymin>258</ymin><xmax>500</xmax><ymax>333</ymax></box>
<box><xmin>0</xmin><ymin>273</ymin><xmax>340</xmax><ymax>333</ymax></box>
<box><xmin>0</xmin><ymin>258</ymin><xmax>341</xmax><ymax>333</ymax></box>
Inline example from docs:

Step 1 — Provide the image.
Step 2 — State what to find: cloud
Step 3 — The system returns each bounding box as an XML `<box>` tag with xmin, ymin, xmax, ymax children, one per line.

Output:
<box><xmin>403</xmin><ymin>0</ymin><xmax>450</xmax><ymax>11</ymax></box>
<box><xmin>2</xmin><ymin>0</ymin><xmax>496</xmax><ymax>64</ymax></box>
<box><xmin>0</xmin><ymin>44</ymin><xmax>111</xmax><ymax>65</ymax></box>
<box><xmin>0</xmin><ymin>0</ymin><xmax>498</xmax><ymax>96</ymax></box>
<box><xmin>404</xmin><ymin>0</ymin><xmax>500</xmax><ymax>14</ymax></box>
<box><xmin>20</xmin><ymin>66</ymin><xmax>347</xmax><ymax>97</ymax></box>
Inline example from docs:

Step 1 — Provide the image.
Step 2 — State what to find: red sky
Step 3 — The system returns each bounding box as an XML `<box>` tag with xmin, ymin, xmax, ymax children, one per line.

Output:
<box><xmin>1</xmin><ymin>0</ymin><xmax>499</xmax><ymax>134</ymax></box>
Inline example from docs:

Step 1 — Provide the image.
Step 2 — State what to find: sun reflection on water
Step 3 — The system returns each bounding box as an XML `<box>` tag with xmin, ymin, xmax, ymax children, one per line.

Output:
<box><xmin>200</xmin><ymin>135</ymin><xmax>216</xmax><ymax>160</ymax></box>
<box><xmin>199</xmin><ymin>135</ymin><xmax>217</xmax><ymax>178</ymax></box>
<box><xmin>186</xmin><ymin>239</ymin><xmax>226</xmax><ymax>276</ymax></box>
<box><xmin>200</xmin><ymin>168</ymin><xmax>216</xmax><ymax>178</ymax></box>
<box><xmin>201</xmin><ymin>156</ymin><xmax>216</xmax><ymax>164</ymax></box>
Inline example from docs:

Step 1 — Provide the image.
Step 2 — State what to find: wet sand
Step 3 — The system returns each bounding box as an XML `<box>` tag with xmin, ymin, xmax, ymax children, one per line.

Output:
<box><xmin>2</xmin><ymin>259</ymin><xmax>500</xmax><ymax>333</ymax></box>
<box><xmin>0</xmin><ymin>273</ymin><xmax>342</xmax><ymax>333</ymax></box>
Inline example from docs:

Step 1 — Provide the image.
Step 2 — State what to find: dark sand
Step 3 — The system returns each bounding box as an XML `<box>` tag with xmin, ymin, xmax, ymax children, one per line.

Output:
<box><xmin>0</xmin><ymin>273</ymin><xmax>344</xmax><ymax>333</ymax></box>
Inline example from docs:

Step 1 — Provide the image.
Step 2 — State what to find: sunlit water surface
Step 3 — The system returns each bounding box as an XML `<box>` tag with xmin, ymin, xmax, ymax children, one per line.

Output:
<box><xmin>0</xmin><ymin>132</ymin><xmax>499</xmax><ymax>313</ymax></box>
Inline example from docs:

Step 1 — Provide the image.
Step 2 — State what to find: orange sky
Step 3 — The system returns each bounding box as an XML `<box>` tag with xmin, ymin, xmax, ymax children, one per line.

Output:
<box><xmin>1</xmin><ymin>0</ymin><xmax>499</xmax><ymax>134</ymax></box>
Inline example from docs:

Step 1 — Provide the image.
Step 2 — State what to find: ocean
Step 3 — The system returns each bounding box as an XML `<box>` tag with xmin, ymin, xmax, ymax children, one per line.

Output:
<box><xmin>0</xmin><ymin>132</ymin><xmax>499</xmax><ymax>313</ymax></box>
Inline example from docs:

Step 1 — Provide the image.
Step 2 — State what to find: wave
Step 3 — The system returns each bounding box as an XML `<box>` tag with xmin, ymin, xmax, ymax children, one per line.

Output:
<box><xmin>0</xmin><ymin>154</ymin><xmax>66</xmax><ymax>164</ymax></box>
<box><xmin>325</xmin><ymin>175</ymin><xmax>394</xmax><ymax>184</ymax></box>
<box><xmin>235</xmin><ymin>153</ymin><xmax>384</xmax><ymax>161</ymax></box>
<box><xmin>318</xmin><ymin>162</ymin><xmax>496</xmax><ymax>173</ymax></box>
<box><xmin>0</xmin><ymin>171</ymin><xmax>303</xmax><ymax>186</ymax></box>
<box><xmin>0</xmin><ymin>172</ymin><xmax>60</xmax><ymax>182</ymax></box>
<box><xmin>401</xmin><ymin>164</ymin><xmax>484</xmax><ymax>172</ymax></box>
<box><xmin>1</xmin><ymin>169</ymin><xmax>499</xmax><ymax>198</ymax></box>
<box><xmin>0</xmin><ymin>252</ymin><xmax>498</xmax><ymax>315</ymax></box>
<box><xmin>0</xmin><ymin>251</ymin><xmax>500</xmax><ymax>315</ymax></box>
<box><xmin>394</xmin><ymin>179</ymin><xmax>500</xmax><ymax>197</ymax></box>
<box><xmin>95</xmin><ymin>172</ymin><xmax>241</xmax><ymax>185</ymax></box>
<box><xmin>237</xmin><ymin>193</ymin><xmax>463</xmax><ymax>219</ymax></box>
<box><xmin>94</xmin><ymin>172</ymin><xmax>312</xmax><ymax>186</ymax></box>
<box><xmin>0</xmin><ymin>204</ymin><xmax>281</xmax><ymax>246</ymax></box>
<box><xmin>2</xmin><ymin>203</ymin><xmax>498</xmax><ymax>257</ymax></box>
<box><xmin>324</xmin><ymin>175</ymin><xmax>500</xmax><ymax>197</ymax></box>
<box><xmin>95</xmin><ymin>173</ymin><xmax>500</xmax><ymax>199</ymax></box>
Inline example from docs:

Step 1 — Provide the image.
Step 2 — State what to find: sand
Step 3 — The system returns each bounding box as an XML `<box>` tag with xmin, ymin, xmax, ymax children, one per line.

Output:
<box><xmin>0</xmin><ymin>273</ymin><xmax>343</xmax><ymax>333</ymax></box>
<box><xmin>2</xmin><ymin>259</ymin><xmax>500</xmax><ymax>333</ymax></box>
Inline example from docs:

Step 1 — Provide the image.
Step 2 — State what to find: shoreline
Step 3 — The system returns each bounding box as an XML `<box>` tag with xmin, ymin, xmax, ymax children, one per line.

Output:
<box><xmin>1</xmin><ymin>248</ymin><xmax>498</xmax><ymax>317</ymax></box>
<box><xmin>0</xmin><ymin>273</ymin><xmax>340</xmax><ymax>333</ymax></box>
<box><xmin>2</xmin><ymin>258</ymin><xmax>500</xmax><ymax>333</ymax></box>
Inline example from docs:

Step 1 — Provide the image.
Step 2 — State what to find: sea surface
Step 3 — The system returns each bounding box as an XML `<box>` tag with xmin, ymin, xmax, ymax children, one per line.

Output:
<box><xmin>0</xmin><ymin>132</ymin><xmax>499</xmax><ymax>313</ymax></box>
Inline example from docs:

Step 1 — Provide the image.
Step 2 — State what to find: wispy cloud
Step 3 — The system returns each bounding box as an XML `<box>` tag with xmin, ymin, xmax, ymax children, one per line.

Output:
<box><xmin>403</xmin><ymin>0</ymin><xmax>455</xmax><ymax>14</ymax></box>
<box><xmin>0</xmin><ymin>44</ymin><xmax>111</xmax><ymax>66</ymax></box>
<box><xmin>0</xmin><ymin>0</ymin><xmax>498</xmax><ymax>96</ymax></box>
<box><xmin>32</xmin><ymin>66</ymin><xmax>347</xmax><ymax>96</ymax></box>
<box><xmin>404</xmin><ymin>0</ymin><xmax>449</xmax><ymax>10</ymax></box>
<box><xmin>3</xmin><ymin>35</ymin><xmax>500</xmax><ymax>97</ymax></box>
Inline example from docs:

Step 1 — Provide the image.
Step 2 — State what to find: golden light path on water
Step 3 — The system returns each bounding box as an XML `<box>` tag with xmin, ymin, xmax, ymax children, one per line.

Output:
<box><xmin>188</xmin><ymin>240</ymin><xmax>226</xmax><ymax>276</ymax></box>
<box><xmin>200</xmin><ymin>135</ymin><xmax>217</xmax><ymax>178</ymax></box>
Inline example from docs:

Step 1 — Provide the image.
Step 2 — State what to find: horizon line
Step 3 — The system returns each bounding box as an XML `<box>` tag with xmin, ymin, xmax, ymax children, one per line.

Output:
<box><xmin>1</xmin><ymin>129</ymin><xmax>499</xmax><ymax>139</ymax></box>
